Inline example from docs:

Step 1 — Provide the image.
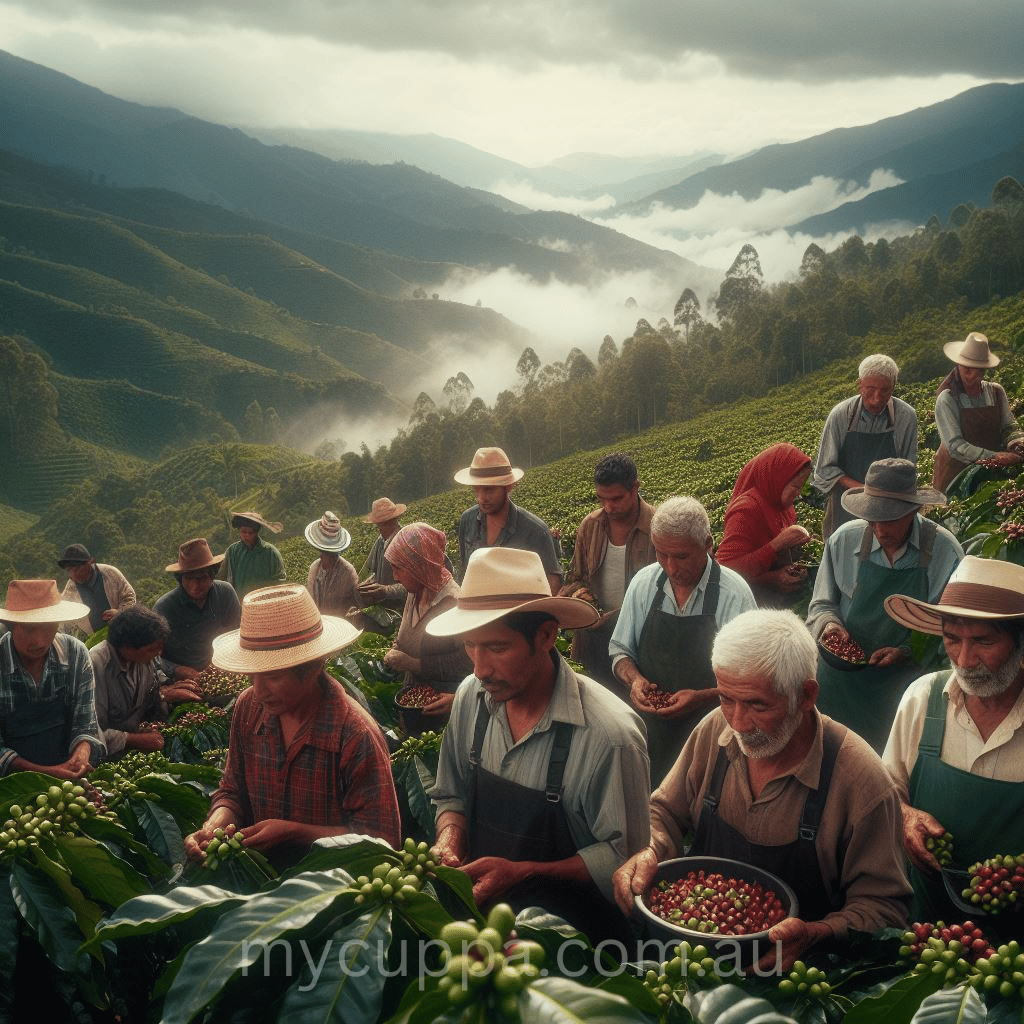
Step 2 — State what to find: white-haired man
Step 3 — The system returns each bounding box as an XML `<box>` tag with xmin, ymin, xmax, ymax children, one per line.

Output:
<box><xmin>882</xmin><ymin>556</ymin><xmax>1024</xmax><ymax>922</ymax></box>
<box><xmin>813</xmin><ymin>353</ymin><xmax>919</xmax><ymax>539</ymax></box>
<box><xmin>610</xmin><ymin>495</ymin><xmax>756</xmax><ymax>784</ymax></box>
<box><xmin>614</xmin><ymin>608</ymin><xmax>910</xmax><ymax>972</ymax></box>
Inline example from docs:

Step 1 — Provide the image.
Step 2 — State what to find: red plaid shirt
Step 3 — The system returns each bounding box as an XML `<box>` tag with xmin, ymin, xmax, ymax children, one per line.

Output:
<box><xmin>211</xmin><ymin>675</ymin><xmax>400</xmax><ymax>848</ymax></box>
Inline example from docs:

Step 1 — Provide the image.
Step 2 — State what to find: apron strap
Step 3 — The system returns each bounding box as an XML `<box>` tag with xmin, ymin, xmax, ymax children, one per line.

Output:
<box><xmin>857</xmin><ymin>524</ymin><xmax>874</xmax><ymax>562</ymax></box>
<box><xmin>470</xmin><ymin>693</ymin><xmax>490</xmax><ymax>767</ymax></box>
<box><xmin>797</xmin><ymin>724</ymin><xmax>844</xmax><ymax>842</ymax></box>
<box><xmin>652</xmin><ymin>569</ymin><xmax>670</xmax><ymax>612</ymax></box>
<box><xmin>916</xmin><ymin>519</ymin><xmax>937</xmax><ymax>570</ymax></box>
<box><xmin>691</xmin><ymin>745</ymin><xmax>731</xmax><ymax>850</ymax></box>
<box><xmin>544</xmin><ymin>721</ymin><xmax>575</xmax><ymax>803</ymax></box>
<box><xmin>918</xmin><ymin>670</ymin><xmax>953</xmax><ymax>758</ymax></box>
<box><xmin>701</xmin><ymin>560</ymin><xmax>721</xmax><ymax>616</ymax></box>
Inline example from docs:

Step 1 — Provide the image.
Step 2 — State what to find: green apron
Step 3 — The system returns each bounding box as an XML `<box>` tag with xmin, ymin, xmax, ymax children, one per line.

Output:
<box><xmin>817</xmin><ymin>522</ymin><xmax>935</xmax><ymax>752</ymax></box>
<box><xmin>822</xmin><ymin>412</ymin><xmax>897</xmax><ymax>539</ymax></box>
<box><xmin>907</xmin><ymin>672</ymin><xmax>1024</xmax><ymax>922</ymax></box>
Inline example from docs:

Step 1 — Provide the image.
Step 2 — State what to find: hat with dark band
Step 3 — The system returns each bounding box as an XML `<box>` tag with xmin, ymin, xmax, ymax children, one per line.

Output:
<box><xmin>453</xmin><ymin>447</ymin><xmax>524</xmax><ymax>488</ymax></box>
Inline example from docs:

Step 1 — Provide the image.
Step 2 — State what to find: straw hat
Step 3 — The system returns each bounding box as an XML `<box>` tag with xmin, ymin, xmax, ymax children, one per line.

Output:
<box><xmin>57</xmin><ymin>543</ymin><xmax>93</xmax><ymax>567</ymax></box>
<box><xmin>885</xmin><ymin>556</ymin><xmax>1024</xmax><ymax>635</ymax></box>
<box><xmin>165</xmin><ymin>538</ymin><xmax>225</xmax><ymax>573</ymax></box>
<box><xmin>841</xmin><ymin>459</ymin><xmax>946</xmax><ymax>522</ymax></box>
<box><xmin>304</xmin><ymin>511</ymin><xmax>352</xmax><ymax>552</ymax></box>
<box><xmin>212</xmin><ymin>584</ymin><xmax>360</xmax><ymax>673</ymax></box>
<box><xmin>943</xmin><ymin>331</ymin><xmax>1000</xmax><ymax>369</ymax></box>
<box><xmin>425</xmin><ymin>547</ymin><xmax>598</xmax><ymax>636</ymax></box>
<box><xmin>453</xmin><ymin>447</ymin><xmax>524</xmax><ymax>488</ymax></box>
<box><xmin>363</xmin><ymin>497</ymin><xmax>408</xmax><ymax>524</ymax></box>
<box><xmin>231</xmin><ymin>511</ymin><xmax>283</xmax><ymax>533</ymax></box>
<box><xmin>1</xmin><ymin>579</ymin><xmax>89</xmax><ymax>624</ymax></box>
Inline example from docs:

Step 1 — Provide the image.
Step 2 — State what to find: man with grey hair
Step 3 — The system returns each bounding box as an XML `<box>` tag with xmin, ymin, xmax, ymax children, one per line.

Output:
<box><xmin>614</xmin><ymin>608</ymin><xmax>911</xmax><ymax>972</ymax></box>
<box><xmin>813</xmin><ymin>353</ymin><xmax>918</xmax><ymax>539</ymax></box>
<box><xmin>610</xmin><ymin>495</ymin><xmax>756</xmax><ymax>784</ymax></box>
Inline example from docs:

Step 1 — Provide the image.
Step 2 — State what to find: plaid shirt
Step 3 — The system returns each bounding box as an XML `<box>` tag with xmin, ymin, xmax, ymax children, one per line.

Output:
<box><xmin>0</xmin><ymin>631</ymin><xmax>106</xmax><ymax>774</ymax></box>
<box><xmin>211</xmin><ymin>674</ymin><xmax>400</xmax><ymax>847</ymax></box>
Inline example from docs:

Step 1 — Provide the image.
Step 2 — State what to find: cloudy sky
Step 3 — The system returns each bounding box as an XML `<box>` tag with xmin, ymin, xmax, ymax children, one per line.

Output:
<box><xmin>1</xmin><ymin>0</ymin><xmax>1020</xmax><ymax>168</ymax></box>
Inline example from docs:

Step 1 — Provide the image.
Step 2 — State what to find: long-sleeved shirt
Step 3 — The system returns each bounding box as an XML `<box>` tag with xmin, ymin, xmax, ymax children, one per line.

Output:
<box><xmin>608</xmin><ymin>556</ymin><xmax>757</xmax><ymax>669</ymax></box>
<box><xmin>211</xmin><ymin>675</ymin><xmax>400</xmax><ymax>848</ymax></box>
<box><xmin>457</xmin><ymin>500</ymin><xmax>563</xmax><ymax>580</ymax></box>
<box><xmin>934</xmin><ymin>381</ymin><xmax>1024</xmax><ymax>463</ymax></box>
<box><xmin>806</xmin><ymin>517</ymin><xmax>963</xmax><ymax>639</ymax></box>
<box><xmin>221</xmin><ymin>536</ymin><xmax>287</xmax><ymax>597</ymax></box>
<box><xmin>153</xmin><ymin>581</ymin><xmax>241</xmax><ymax>672</ymax></box>
<box><xmin>61</xmin><ymin>563</ymin><xmax>137</xmax><ymax>635</ymax></box>
<box><xmin>812</xmin><ymin>396</ymin><xmax>919</xmax><ymax>493</ymax></box>
<box><xmin>305</xmin><ymin>556</ymin><xmax>360</xmax><ymax>616</ymax></box>
<box><xmin>90</xmin><ymin>639</ymin><xmax>168</xmax><ymax>758</ymax></box>
<box><xmin>357</xmin><ymin>534</ymin><xmax>407</xmax><ymax>610</ymax></box>
<box><xmin>883</xmin><ymin>670</ymin><xmax>1024</xmax><ymax>799</ymax></box>
<box><xmin>0</xmin><ymin>632</ymin><xmax>105</xmax><ymax>774</ymax></box>
<box><xmin>430</xmin><ymin>654</ymin><xmax>651</xmax><ymax>901</ymax></box>
<box><xmin>650</xmin><ymin>707</ymin><xmax>911</xmax><ymax>937</ymax></box>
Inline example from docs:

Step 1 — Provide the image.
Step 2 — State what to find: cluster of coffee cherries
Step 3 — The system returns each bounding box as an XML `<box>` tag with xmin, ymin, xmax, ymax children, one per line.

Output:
<box><xmin>202</xmin><ymin>825</ymin><xmax>247</xmax><ymax>871</ymax></box>
<box><xmin>353</xmin><ymin>838</ymin><xmax>437</xmax><ymax>905</ymax></box>
<box><xmin>642</xmin><ymin>940</ymin><xmax>722</xmax><ymax>1008</ymax></box>
<box><xmin>900</xmin><ymin>921</ymin><xmax>996</xmax><ymax>984</ymax></box>
<box><xmin>996</xmin><ymin>520</ymin><xmax>1024</xmax><ymax>543</ymax></box>
<box><xmin>391</xmin><ymin>730</ymin><xmax>444</xmax><ymax>764</ymax></box>
<box><xmin>0</xmin><ymin>781</ymin><xmax>116</xmax><ymax>857</ymax></box>
<box><xmin>644</xmin><ymin>687</ymin><xmax>675</xmax><ymax>710</ymax></box>
<box><xmin>926</xmin><ymin>831</ymin><xmax>954</xmax><ymax>867</ymax></box>
<box><xmin>963</xmin><ymin>854</ymin><xmax>1024</xmax><ymax>913</ymax></box>
<box><xmin>155</xmin><ymin>705</ymin><xmax>228</xmax><ymax>738</ymax></box>
<box><xmin>436</xmin><ymin>902</ymin><xmax>545</xmax><ymax>1020</ymax></box>
<box><xmin>196</xmin><ymin>667</ymin><xmax>250</xmax><ymax>699</ymax></box>
<box><xmin>820</xmin><ymin>632</ymin><xmax>866</xmax><ymax>665</ymax></box>
<box><xmin>397</xmin><ymin>685</ymin><xmax>441</xmax><ymax>709</ymax></box>
<box><xmin>645</xmin><ymin>870</ymin><xmax>787</xmax><ymax>936</ymax></box>
<box><xmin>777</xmin><ymin>961</ymin><xmax>831</xmax><ymax>1000</ymax></box>
<box><xmin>968</xmin><ymin>939</ymin><xmax>1024</xmax><ymax>1000</ymax></box>
<box><xmin>996</xmin><ymin>484</ymin><xmax>1024</xmax><ymax>513</ymax></box>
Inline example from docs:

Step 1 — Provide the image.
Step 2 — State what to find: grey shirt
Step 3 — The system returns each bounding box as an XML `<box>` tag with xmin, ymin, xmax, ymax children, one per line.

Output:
<box><xmin>457</xmin><ymin>499</ymin><xmax>563</xmax><ymax>579</ymax></box>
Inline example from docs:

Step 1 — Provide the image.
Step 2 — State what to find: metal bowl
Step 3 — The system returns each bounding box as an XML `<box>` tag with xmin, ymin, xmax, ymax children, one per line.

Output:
<box><xmin>633</xmin><ymin>856</ymin><xmax>799</xmax><ymax>972</ymax></box>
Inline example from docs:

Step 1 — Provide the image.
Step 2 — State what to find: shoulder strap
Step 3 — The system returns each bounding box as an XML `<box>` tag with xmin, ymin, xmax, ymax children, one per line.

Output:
<box><xmin>916</xmin><ymin>518</ymin><xmax>937</xmax><ymax>569</ymax></box>
<box><xmin>653</xmin><ymin>569</ymin><xmax>670</xmax><ymax>611</ymax></box>
<box><xmin>798</xmin><ymin>724</ymin><xmax>844</xmax><ymax>842</ymax></box>
<box><xmin>701</xmin><ymin>560</ymin><xmax>721</xmax><ymax>616</ymax></box>
<box><xmin>469</xmin><ymin>694</ymin><xmax>490</xmax><ymax>767</ymax></box>
<box><xmin>544</xmin><ymin>721</ymin><xmax>575</xmax><ymax>803</ymax></box>
<box><xmin>918</xmin><ymin>671</ymin><xmax>952</xmax><ymax>757</ymax></box>
<box><xmin>857</xmin><ymin>524</ymin><xmax>874</xmax><ymax>562</ymax></box>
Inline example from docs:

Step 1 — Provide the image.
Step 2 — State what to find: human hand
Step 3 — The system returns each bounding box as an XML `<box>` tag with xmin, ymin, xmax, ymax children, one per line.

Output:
<box><xmin>46</xmin><ymin>760</ymin><xmax>92</xmax><ymax>781</ymax></box>
<box><xmin>175</xmin><ymin>666</ymin><xmax>202</xmax><ymax>682</ymax></box>
<box><xmin>463</xmin><ymin>856</ymin><xmax>530</xmax><ymax>908</ymax></box>
<box><xmin>239</xmin><ymin>818</ymin><xmax>297</xmax><ymax>850</ymax></box>
<box><xmin>901</xmin><ymin>804</ymin><xmax>947</xmax><ymax>873</ymax></box>
<box><xmin>358</xmin><ymin>580</ymin><xmax>388</xmax><ymax>604</ymax></box>
<box><xmin>162</xmin><ymin>681</ymin><xmax>204</xmax><ymax>704</ymax></box>
<box><xmin>383</xmin><ymin>648</ymin><xmax>415</xmax><ymax>673</ymax></box>
<box><xmin>774</xmin><ymin>525</ymin><xmax>812</xmax><ymax>551</ymax></box>
<box><xmin>432</xmin><ymin>821</ymin><xmax>467</xmax><ymax>868</ymax></box>
<box><xmin>821</xmin><ymin>623</ymin><xmax>849</xmax><ymax>642</ymax></box>
<box><xmin>769</xmin><ymin>566</ymin><xmax>807</xmax><ymax>593</ymax></box>
<box><xmin>422</xmin><ymin>692</ymin><xmax>455</xmax><ymax>717</ymax></box>
<box><xmin>656</xmin><ymin>687</ymin><xmax>719</xmax><ymax>719</ymax></box>
<box><xmin>868</xmin><ymin>646</ymin><xmax>905</xmax><ymax>667</ymax></box>
<box><xmin>629</xmin><ymin>675</ymin><xmax>658</xmax><ymax>713</ymax></box>
<box><xmin>991</xmin><ymin>452</ymin><xmax>1023</xmax><ymax>467</ymax></box>
<box><xmin>757</xmin><ymin>917</ymin><xmax>830</xmax><ymax>974</ymax></box>
<box><xmin>184</xmin><ymin>821</ymin><xmax>218</xmax><ymax>861</ymax></box>
<box><xmin>127</xmin><ymin>731</ymin><xmax>165</xmax><ymax>753</ymax></box>
<box><xmin>102</xmin><ymin>609</ymin><xmax>118</xmax><ymax>623</ymax></box>
<box><xmin>612</xmin><ymin>846</ymin><xmax>660</xmax><ymax>915</ymax></box>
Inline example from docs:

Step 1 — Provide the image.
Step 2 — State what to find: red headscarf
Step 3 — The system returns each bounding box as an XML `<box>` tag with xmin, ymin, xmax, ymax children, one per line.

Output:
<box><xmin>385</xmin><ymin>522</ymin><xmax>452</xmax><ymax>595</ymax></box>
<box><xmin>725</xmin><ymin>442</ymin><xmax>811</xmax><ymax>533</ymax></box>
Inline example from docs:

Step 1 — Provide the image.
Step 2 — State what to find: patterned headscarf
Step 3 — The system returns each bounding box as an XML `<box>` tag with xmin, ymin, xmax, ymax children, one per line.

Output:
<box><xmin>385</xmin><ymin>522</ymin><xmax>452</xmax><ymax>594</ymax></box>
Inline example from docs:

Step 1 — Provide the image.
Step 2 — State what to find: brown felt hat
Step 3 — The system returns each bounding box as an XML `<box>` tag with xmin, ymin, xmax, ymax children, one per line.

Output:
<box><xmin>1</xmin><ymin>579</ymin><xmax>89</xmax><ymax>624</ymax></box>
<box><xmin>165</xmin><ymin>538</ymin><xmax>225</xmax><ymax>573</ymax></box>
<box><xmin>363</xmin><ymin>497</ymin><xmax>408</xmax><ymax>524</ymax></box>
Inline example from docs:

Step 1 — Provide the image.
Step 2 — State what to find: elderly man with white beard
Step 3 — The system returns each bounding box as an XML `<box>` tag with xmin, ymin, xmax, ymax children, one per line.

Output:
<box><xmin>613</xmin><ymin>607</ymin><xmax>910</xmax><ymax>972</ymax></box>
<box><xmin>882</xmin><ymin>556</ymin><xmax>1024</xmax><ymax>922</ymax></box>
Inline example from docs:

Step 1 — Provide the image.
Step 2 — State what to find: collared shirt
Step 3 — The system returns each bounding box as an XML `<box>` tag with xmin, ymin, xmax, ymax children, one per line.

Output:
<box><xmin>90</xmin><ymin>639</ymin><xmax>167</xmax><ymax>758</ymax></box>
<box><xmin>221</xmin><ymin>536</ymin><xmax>287</xmax><ymax>597</ymax></box>
<box><xmin>806</xmin><ymin>516</ymin><xmax>963</xmax><ymax>638</ymax></box>
<box><xmin>61</xmin><ymin>563</ymin><xmax>136</xmax><ymax>635</ymax></box>
<box><xmin>608</xmin><ymin>556</ymin><xmax>757</xmax><ymax>668</ymax></box>
<box><xmin>430</xmin><ymin>655</ymin><xmax>651</xmax><ymax>901</ymax></box>
<box><xmin>650</xmin><ymin>707</ymin><xmax>911</xmax><ymax>938</ymax></box>
<box><xmin>457</xmin><ymin>499</ymin><xmax>563</xmax><ymax>579</ymax></box>
<box><xmin>935</xmin><ymin>381</ymin><xmax>1024</xmax><ymax>463</ymax></box>
<box><xmin>153</xmin><ymin>580</ymin><xmax>241</xmax><ymax>672</ymax></box>
<box><xmin>305</xmin><ymin>556</ymin><xmax>359</xmax><ymax>616</ymax></box>
<box><xmin>883</xmin><ymin>670</ymin><xmax>1024</xmax><ymax>800</ymax></box>
<box><xmin>357</xmin><ymin>534</ymin><xmax>407</xmax><ymax>609</ymax></box>
<box><xmin>0</xmin><ymin>632</ymin><xmax>105</xmax><ymax>774</ymax></box>
<box><xmin>812</xmin><ymin>395</ymin><xmax>919</xmax><ymax>493</ymax></box>
<box><xmin>211</xmin><ymin>675</ymin><xmax>400</xmax><ymax>847</ymax></box>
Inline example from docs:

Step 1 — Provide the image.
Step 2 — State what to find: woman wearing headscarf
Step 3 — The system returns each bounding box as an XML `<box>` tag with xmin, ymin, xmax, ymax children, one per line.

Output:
<box><xmin>383</xmin><ymin>522</ymin><xmax>472</xmax><ymax>726</ymax></box>
<box><xmin>716</xmin><ymin>442</ymin><xmax>813</xmax><ymax>607</ymax></box>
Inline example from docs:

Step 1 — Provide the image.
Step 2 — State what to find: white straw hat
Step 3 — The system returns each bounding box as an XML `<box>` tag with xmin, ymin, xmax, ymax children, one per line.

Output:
<box><xmin>212</xmin><ymin>584</ymin><xmax>360</xmax><ymax>673</ymax></box>
<box><xmin>453</xmin><ymin>447</ymin><xmax>524</xmax><ymax>488</ymax></box>
<box><xmin>943</xmin><ymin>332</ymin><xmax>1000</xmax><ymax>369</ymax></box>
<box><xmin>304</xmin><ymin>511</ymin><xmax>352</xmax><ymax>552</ymax></box>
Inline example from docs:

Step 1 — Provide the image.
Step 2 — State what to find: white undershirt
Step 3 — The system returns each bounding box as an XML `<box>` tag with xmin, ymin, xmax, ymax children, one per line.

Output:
<box><xmin>595</xmin><ymin>542</ymin><xmax>627</xmax><ymax>611</ymax></box>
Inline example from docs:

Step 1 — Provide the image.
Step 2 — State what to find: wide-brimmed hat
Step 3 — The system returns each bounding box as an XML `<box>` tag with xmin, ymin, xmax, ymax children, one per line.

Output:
<box><xmin>212</xmin><ymin>584</ymin><xmax>360</xmax><ymax>673</ymax></box>
<box><xmin>231</xmin><ymin>511</ymin><xmax>283</xmax><ymax>533</ymax></box>
<box><xmin>363</xmin><ymin>497</ymin><xmax>408</xmax><ymax>524</ymax></box>
<box><xmin>453</xmin><ymin>447</ymin><xmax>524</xmax><ymax>488</ymax></box>
<box><xmin>841</xmin><ymin>459</ymin><xmax>946</xmax><ymax>522</ymax></box>
<box><xmin>943</xmin><ymin>331</ymin><xmax>1000</xmax><ymax>369</ymax></box>
<box><xmin>57</xmin><ymin>543</ymin><xmax>93</xmax><ymax>567</ymax></box>
<box><xmin>165</xmin><ymin>538</ymin><xmax>225</xmax><ymax>573</ymax></box>
<box><xmin>426</xmin><ymin>547</ymin><xmax>597</xmax><ymax>636</ymax></box>
<box><xmin>885</xmin><ymin>556</ymin><xmax>1024</xmax><ymax>635</ymax></box>
<box><xmin>1</xmin><ymin>579</ymin><xmax>89</xmax><ymax>624</ymax></box>
<box><xmin>304</xmin><ymin>511</ymin><xmax>352</xmax><ymax>552</ymax></box>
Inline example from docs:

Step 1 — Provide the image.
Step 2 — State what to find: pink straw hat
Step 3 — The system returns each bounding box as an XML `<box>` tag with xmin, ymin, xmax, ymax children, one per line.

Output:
<box><xmin>1</xmin><ymin>579</ymin><xmax>89</xmax><ymax>624</ymax></box>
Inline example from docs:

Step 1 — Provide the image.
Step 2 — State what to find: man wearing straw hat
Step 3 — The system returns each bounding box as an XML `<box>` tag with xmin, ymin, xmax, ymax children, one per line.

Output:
<box><xmin>455</xmin><ymin>447</ymin><xmax>563</xmax><ymax>595</ymax></box>
<box><xmin>932</xmin><ymin>331</ymin><xmax>1024</xmax><ymax>491</ymax></box>
<box><xmin>0</xmin><ymin>580</ymin><xmax>105</xmax><ymax>777</ymax></box>
<box><xmin>184</xmin><ymin>584</ymin><xmax>400</xmax><ymax>863</ymax></box>
<box><xmin>427</xmin><ymin>547</ymin><xmax>650</xmax><ymax>943</ymax></box>
<box><xmin>154</xmin><ymin>538</ymin><xmax>241</xmax><ymax>681</ymax></box>
<box><xmin>807</xmin><ymin>458</ymin><xmax>963</xmax><ymax>751</ymax></box>
<box><xmin>882</xmin><ymin>556</ymin><xmax>1024</xmax><ymax>921</ymax></box>
<box><xmin>221</xmin><ymin>511</ymin><xmax>287</xmax><ymax>598</ymax></box>
<box><xmin>356</xmin><ymin>496</ymin><xmax>410</xmax><ymax>613</ymax></box>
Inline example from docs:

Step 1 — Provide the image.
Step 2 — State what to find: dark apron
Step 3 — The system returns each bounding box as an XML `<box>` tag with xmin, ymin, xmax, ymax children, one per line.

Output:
<box><xmin>636</xmin><ymin>565</ymin><xmax>720</xmax><ymax>786</ymax></box>
<box><xmin>817</xmin><ymin>522</ymin><xmax>935</xmax><ymax>753</ymax></box>
<box><xmin>906</xmin><ymin>672</ymin><xmax>1024</xmax><ymax>922</ymax></box>
<box><xmin>466</xmin><ymin>697</ymin><xmax>631</xmax><ymax>944</ymax></box>
<box><xmin>1</xmin><ymin>694</ymin><xmax>70</xmax><ymax>766</ymax></box>
<box><xmin>690</xmin><ymin>725</ymin><xmax>845</xmax><ymax>923</ymax></box>
<box><xmin>823</xmin><ymin>420</ymin><xmax>897</xmax><ymax>539</ymax></box>
<box><xmin>932</xmin><ymin>403</ymin><xmax>1003</xmax><ymax>491</ymax></box>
